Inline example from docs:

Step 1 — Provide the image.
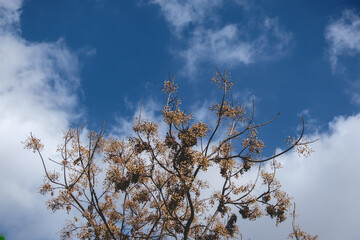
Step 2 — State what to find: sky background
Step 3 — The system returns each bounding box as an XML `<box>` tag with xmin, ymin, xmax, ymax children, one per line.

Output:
<box><xmin>0</xmin><ymin>0</ymin><xmax>360</xmax><ymax>239</ymax></box>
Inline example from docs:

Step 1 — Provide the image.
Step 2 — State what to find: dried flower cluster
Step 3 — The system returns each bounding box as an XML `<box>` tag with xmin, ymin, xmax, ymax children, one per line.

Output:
<box><xmin>25</xmin><ymin>70</ymin><xmax>316</xmax><ymax>239</ymax></box>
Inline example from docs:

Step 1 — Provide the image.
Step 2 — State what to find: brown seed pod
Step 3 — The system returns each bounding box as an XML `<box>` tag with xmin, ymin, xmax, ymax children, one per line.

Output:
<box><xmin>239</xmin><ymin>206</ymin><xmax>250</xmax><ymax>219</ymax></box>
<box><xmin>115</xmin><ymin>177</ymin><xmax>130</xmax><ymax>192</ymax></box>
<box><xmin>266</xmin><ymin>204</ymin><xmax>276</xmax><ymax>218</ymax></box>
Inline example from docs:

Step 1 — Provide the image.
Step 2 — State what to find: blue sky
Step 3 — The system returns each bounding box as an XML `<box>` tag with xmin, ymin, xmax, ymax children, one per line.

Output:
<box><xmin>1</xmin><ymin>0</ymin><xmax>360</xmax><ymax>239</ymax></box>
<box><xmin>18</xmin><ymin>0</ymin><xmax>358</xmax><ymax>129</ymax></box>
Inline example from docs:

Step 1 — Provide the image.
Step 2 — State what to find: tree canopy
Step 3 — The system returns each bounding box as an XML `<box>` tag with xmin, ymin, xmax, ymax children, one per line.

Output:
<box><xmin>24</xmin><ymin>71</ymin><xmax>317</xmax><ymax>239</ymax></box>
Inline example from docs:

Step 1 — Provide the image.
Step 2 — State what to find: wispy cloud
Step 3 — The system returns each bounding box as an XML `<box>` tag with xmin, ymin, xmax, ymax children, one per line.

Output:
<box><xmin>150</xmin><ymin>0</ymin><xmax>222</xmax><ymax>33</ymax></box>
<box><xmin>0</xmin><ymin>0</ymin><xmax>22</xmax><ymax>32</ymax></box>
<box><xmin>325</xmin><ymin>9</ymin><xmax>360</xmax><ymax>70</ymax></box>
<box><xmin>0</xmin><ymin>1</ymin><xmax>82</xmax><ymax>239</ymax></box>
<box><xmin>325</xmin><ymin>9</ymin><xmax>360</xmax><ymax>105</ymax></box>
<box><xmin>179</xmin><ymin>18</ymin><xmax>293</xmax><ymax>74</ymax></box>
<box><xmin>179</xmin><ymin>25</ymin><xmax>254</xmax><ymax>74</ymax></box>
<box><xmin>149</xmin><ymin>0</ymin><xmax>293</xmax><ymax>76</ymax></box>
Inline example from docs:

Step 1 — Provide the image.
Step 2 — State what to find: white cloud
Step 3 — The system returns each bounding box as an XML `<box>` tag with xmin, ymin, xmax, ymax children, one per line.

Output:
<box><xmin>150</xmin><ymin>0</ymin><xmax>222</xmax><ymax>33</ymax></box>
<box><xmin>325</xmin><ymin>9</ymin><xmax>360</xmax><ymax>70</ymax></box>
<box><xmin>180</xmin><ymin>25</ymin><xmax>254</xmax><ymax>74</ymax></box>
<box><xmin>0</xmin><ymin>0</ymin><xmax>22</xmax><ymax>33</ymax></box>
<box><xmin>277</xmin><ymin>113</ymin><xmax>360</xmax><ymax>239</ymax></box>
<box><xmin>149</xmin><ymin>1</ymin><xmax>293</xmax><ymax>76</ymax></box>
<box><xmin>239</xmin><ymin>113</ymin><xmax>360</xmax><ymax>239</ymax></box>
<box><xmin>0</xmin><ymin>0</ymin><xmax>22</xmax><ymax>10</ymax></box>
<box><xmin>180</xmin><ymin>18</ymin><xmax>292</xmax><ymax>75</ymax></box>
<box><xmin>0</xmin><ymin>1</ymin><xmax>82</xmax><ymax>239</ymax></box>
<box><xmin>325</xmin><ymin>9</ymin><xmax>360</xmax><ymax>106</ymax></box>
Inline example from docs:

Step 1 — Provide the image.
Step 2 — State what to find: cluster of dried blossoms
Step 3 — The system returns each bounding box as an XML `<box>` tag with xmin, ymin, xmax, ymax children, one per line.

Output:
<box><xmin>24</xmin><ymin>70</ymin><xmax>317</xmax><ymax>239</ymax></box>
